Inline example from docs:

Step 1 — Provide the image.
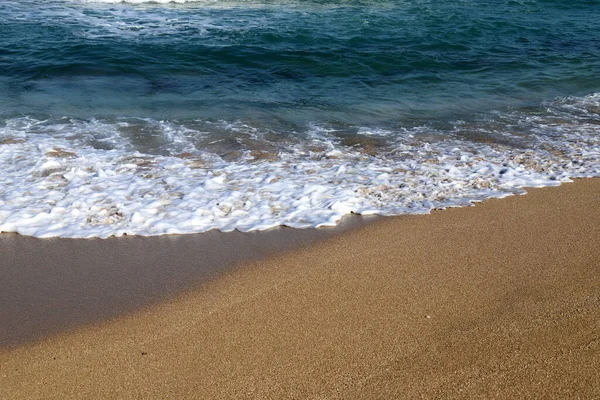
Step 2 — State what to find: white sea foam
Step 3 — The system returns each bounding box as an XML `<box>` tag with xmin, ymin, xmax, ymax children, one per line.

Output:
<box><xmin>1</xmin><ymin>94</ymin><xmax>599</xmax><ymax>238</ymax></box>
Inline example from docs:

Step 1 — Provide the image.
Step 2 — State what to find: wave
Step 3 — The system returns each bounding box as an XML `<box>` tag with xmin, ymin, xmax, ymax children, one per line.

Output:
<box><xmin>1</xmin><ymin>93</ymin><xmax>599</xmax><ymax>238</ymax></box>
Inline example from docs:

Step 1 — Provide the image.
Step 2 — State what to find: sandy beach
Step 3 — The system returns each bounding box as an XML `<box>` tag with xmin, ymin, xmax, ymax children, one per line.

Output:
<box><xmin>1</xmin><ymin>178</ymin><xmax>599</xmax><ymax>399</ymax></box>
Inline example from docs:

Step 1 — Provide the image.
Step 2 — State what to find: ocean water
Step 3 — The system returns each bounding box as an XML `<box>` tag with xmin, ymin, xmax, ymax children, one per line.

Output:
<box><xmin>1</xmin><ymin>0</ymin><xmax>599</xmax><ymax>238</ymax></box>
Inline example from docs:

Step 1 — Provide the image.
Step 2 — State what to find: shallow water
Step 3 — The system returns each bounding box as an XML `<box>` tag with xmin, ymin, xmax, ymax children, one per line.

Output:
<box><xmin>1</xmin><ymin>0</ymin><xmax>599</xmax><ymax>237</ymax></box>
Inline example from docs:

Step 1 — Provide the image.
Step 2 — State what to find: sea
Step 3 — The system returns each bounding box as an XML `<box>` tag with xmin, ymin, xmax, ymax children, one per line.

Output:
<box><xmin>0</xmin><ymin>0</ymin><xmax>599</xmax><ymax>238</ymax></box>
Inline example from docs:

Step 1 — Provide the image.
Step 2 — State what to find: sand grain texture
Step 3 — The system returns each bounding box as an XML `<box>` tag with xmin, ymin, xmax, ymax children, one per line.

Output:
<box><xmin>1</xmin><ymin>179</ymin><xmax>599</xmax><ymax>399</ymax></box>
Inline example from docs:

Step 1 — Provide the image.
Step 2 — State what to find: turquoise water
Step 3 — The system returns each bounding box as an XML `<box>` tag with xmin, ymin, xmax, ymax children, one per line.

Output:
<box><xmin>3</xmin><ymin>0</ymin><xmax>600</xmax><ymax>124</ymax></box>
<box><xmin>1</xmin><ymin>0</ymin><xmax>599</xmax><ymax>238</ymax></box>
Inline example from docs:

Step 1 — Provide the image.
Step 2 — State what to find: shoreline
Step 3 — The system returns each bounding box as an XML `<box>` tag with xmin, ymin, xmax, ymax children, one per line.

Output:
<box><xmin>1</xmin><ymin>178</ymin><xmax>599</xmax><ymax>398</ymax></box>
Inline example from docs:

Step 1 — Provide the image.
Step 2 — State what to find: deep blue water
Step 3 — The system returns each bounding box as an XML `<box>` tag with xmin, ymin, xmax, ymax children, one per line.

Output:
<box><xmin>2</xmin><ymin>0</ymin><xmax>600</xmax><ymax>127</ymax></box>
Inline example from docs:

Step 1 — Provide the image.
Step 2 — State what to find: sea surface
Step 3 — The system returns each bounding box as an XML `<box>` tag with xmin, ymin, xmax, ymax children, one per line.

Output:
<box><xmin>1</xmin><ymin>0</ymin><xmax>599</xmax><ymax>238</ymax></box>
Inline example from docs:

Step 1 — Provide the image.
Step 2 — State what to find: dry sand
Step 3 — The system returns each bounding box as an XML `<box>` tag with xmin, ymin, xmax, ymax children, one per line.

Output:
<box><xmin>1</xmin><ymin>179</ymin><xmax>599</xmax><ymax>399</ymax></box>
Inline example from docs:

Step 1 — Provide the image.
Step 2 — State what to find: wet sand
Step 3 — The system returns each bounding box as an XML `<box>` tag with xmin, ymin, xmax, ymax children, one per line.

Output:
<box><xmin>0</xmin><ymin>216</ymin><xmax>367</xmax><ymax>347</ymax></box>
<box><xmin>1</xmin><ymin>179</ymin><xmax>599</xmax><ymax>399</ymax></box>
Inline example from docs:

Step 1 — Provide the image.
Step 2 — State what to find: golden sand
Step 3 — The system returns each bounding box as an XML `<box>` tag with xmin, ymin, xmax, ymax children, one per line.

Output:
<box><xmin>1</xmin><ymin>179</ymin><xmax>599</xmax><ymax>399</ymax></box>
